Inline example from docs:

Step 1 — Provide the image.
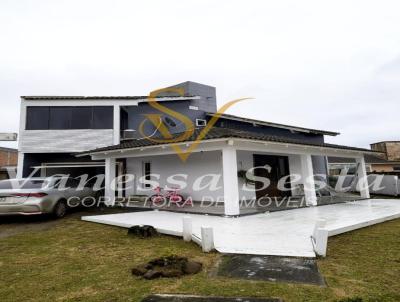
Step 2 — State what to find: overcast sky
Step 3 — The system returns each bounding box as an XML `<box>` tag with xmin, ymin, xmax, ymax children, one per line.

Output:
<box><xmin>1</xmin><ymin>0</ymin><xmax>399</xmax><ymax>149</ymax></box>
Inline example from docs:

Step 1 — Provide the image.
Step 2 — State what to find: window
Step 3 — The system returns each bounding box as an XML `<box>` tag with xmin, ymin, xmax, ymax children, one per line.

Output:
<box><xmin>49</xmin><ymin>107</ymin><xmax>71</xmax><ymax>129</ymax></box>
<box><xmin>196</xmin><ymin>119</ymin><xmax>207</xmax><ymax>127</ymax></box>
<box><xmin>93</xmin><ymin>106</ymin><xmax>113</xmax><ymax>129</ymax></box>
<box><xmin>143</xmin><ymin>161</ymin><xmax>151</xmax><ymax>188</ymax></box>
<box><xmin>26</xmin><ymin>107</ymin><xmax>49</xmax><ymax>130</ymax></box>
<box><xmin>25</xmin><ymin>106</ymin><xmax>114</xmax><ymax>130</ymax></box>
<box><xmin>394</xmin><ymin>166</ymin><xmax>400</xmax><ymax>171</ymax></box>
<box><xmin>71</xmin><ymin>107</ymin><xmax>92</xmax><ymax>129</ymax></box>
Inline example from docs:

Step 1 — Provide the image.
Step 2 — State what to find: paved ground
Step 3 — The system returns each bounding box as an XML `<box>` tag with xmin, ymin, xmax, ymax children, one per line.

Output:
<box><xmin>0</xmin><ymin>206</ymin><xmax>141</xmax><ymax>239</ymax></box>
<box><xmin>82</xmin><ymin>199</ymin><xmax>400</xmax><ymax>257</ymax></box>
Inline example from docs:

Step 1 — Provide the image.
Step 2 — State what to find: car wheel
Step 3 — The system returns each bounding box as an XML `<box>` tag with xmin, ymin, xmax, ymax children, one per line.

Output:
<box><xmin>53</xmin><ymin>200</ymin><xmax>67</xmax><ymax>218</ymax></box>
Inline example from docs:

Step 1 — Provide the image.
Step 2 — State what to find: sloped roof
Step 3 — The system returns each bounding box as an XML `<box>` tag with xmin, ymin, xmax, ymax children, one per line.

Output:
<box><xmin>0</xmin><ymin>146</ymin><xmax>17</xmax><ymax>152</ymax></box>
<box><xmin>328</xmin><ymin>154</ymin><xmax>399</xmax><ymax>164</ymax></box>
<box><xmin>206</xmin><ymin>112</ymin><xmax>339</xmax><ymax>136</ymax></box>
<box><xmin>21</xmin><ymin>95</ymin><xmax>195</xmax><ymax>101</ymax></box>
<box><xmin>77</xmin><ymin>127</ymin><xmax>377</xmax><ymax>156</ymax></box>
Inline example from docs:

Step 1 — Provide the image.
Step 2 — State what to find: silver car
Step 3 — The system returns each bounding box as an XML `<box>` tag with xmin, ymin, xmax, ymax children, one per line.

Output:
<box><xmin>0</xmin><ymin>177</ymin><xmax>99</xmax><ymax>218</ymax></box>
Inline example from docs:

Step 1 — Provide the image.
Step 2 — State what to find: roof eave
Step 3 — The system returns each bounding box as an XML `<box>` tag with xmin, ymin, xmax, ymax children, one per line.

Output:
<box><xmin>21</xmin><ymin>96</ymin><xmax>201</xmax><ymax>102</ymax></box>
<box><xmin>206</xmin><ymin>113</ymin><xmax>340</xmax><ymax>136</ymax></box>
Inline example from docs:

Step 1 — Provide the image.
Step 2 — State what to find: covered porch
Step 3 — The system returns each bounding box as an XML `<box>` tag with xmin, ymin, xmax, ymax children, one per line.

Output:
<box><xmin>82</xmin><ymin>132</ymin><xmax>373</xmax><ymax>217</ymax></box>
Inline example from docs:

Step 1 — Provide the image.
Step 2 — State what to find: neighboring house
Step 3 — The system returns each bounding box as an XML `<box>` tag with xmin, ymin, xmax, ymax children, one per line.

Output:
<box><xmin>0</xmin><ymin>147</ymin><xmax>18</xmax><ymax>180</ymax></box>
<box><xmin>370</xmin><ymin>141</ymin><xmax>400</xmax><ymax>161</ymax></box>
<box><xmin>370</xmin><ymin>141</ymin><xmax>400</xmax><ymax>172</ymax></box>
<box><xmin>18</xmin><ymin>81</ymin><xmax>379</xmax><ymax>216</ymax></box>
<box><xmin>328</xmin><ymin>142</ymin><xmax>400</xmax><ymax>174</ymax></box>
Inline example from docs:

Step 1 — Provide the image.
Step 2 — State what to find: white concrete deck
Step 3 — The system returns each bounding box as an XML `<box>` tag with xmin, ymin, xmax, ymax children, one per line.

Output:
<box><xmin>82</xmin><ymin>199</ymin><xmax>400</xmax><ymax>258</ymax></box>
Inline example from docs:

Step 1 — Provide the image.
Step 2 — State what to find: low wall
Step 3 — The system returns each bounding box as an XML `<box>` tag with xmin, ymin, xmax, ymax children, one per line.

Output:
<box><xmin>332</xmin><ymin>174</ymin><xmax>399</xmax><ymax>196</ymax></box>
<box><xmin>367</xmin><ymin>174</ymin><xmax>399</xmax><ymax>196</ymax></box>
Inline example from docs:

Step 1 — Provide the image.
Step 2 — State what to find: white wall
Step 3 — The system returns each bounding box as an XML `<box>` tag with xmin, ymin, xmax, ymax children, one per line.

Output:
<box><xmin>124</xmin><ymin>149</ymin><xmax>331</xmax><ymax>202</ymax></box>
<box><xmin>288</xmin><ymin>154</ymin><xmax>303</xmax><ymax>195</ymax></box>
<box><xmin>125</xmin><ymin>151</ymin><xmax>224</xmax><ymax>201</ymax></box>
<box><xmin>19</xmin><ymin>129</ymin><xmax>114</xmax><ymax>153</ymax></box>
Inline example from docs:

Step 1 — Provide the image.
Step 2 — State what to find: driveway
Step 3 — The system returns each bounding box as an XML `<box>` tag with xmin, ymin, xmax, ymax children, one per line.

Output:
<box><xmin>0</xmin><ymin>207</ymin><xmax>137</xmax><ymax>239</ymax></box>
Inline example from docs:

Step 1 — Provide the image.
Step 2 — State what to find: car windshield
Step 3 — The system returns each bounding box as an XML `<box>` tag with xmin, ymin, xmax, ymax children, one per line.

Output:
<box><xmin>0</xmin><ymin>179</ymin><xmax>47</xmax><ymax>190</ymax></box>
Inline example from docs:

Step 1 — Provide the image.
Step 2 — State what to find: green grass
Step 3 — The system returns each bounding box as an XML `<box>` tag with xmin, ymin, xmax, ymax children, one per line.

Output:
<box><xmin>0</xmin><ymin>215</ymin><xmax>399</xmax><ymax>302</ymax></box>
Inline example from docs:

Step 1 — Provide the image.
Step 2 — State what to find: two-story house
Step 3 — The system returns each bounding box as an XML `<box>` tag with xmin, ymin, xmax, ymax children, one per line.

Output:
<box><xmin>18</xmin><ymin>81</ymin><xmax>378</xmax><ymax>216</ymax></box>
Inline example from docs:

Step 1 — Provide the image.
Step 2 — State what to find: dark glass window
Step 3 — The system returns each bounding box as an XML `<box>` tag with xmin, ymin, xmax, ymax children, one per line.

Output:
<box><xmin>26</xmin><ymin>106</ymin><xmax>113</xmax><ymax>130</ymax></box>
<box><xmin>93</xmin><ymin>106</ymin><xmax>113</xmax><ymax>129</ymax></box>
<box><xmin>26</xmin><ymin>107</ymin><xmax>49</xmax><ymax>130</ymax></box>
<box><xmin>71</xmin><ymin>107</ymin><xmax>92</xmax><ymax>129</ymax></box>
<box><xmin>66</xmin><ymin>178</ymin><xmax>80</xmax><ymax>188</ymax></box>
<box><xmin>49</xmin><ymin>107</ymin><xmax>71</xmax><ymax>129</ymax></box>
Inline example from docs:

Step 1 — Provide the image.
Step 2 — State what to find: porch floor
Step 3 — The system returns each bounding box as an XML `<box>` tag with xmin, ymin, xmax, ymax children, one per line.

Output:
<box><xmin>82</xmin><ymin>199</ymin><xmax>400</xmax><ymax>258</ymax></box>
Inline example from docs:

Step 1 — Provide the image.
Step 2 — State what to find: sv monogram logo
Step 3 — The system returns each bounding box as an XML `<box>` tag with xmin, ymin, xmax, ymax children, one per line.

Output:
<box><xmin>138</xmin><ymin>87</ymin><xmax>251</xmax><ymax>162</ymax></box>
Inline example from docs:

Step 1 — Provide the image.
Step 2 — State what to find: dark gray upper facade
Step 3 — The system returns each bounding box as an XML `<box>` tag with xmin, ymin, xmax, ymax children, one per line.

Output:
<box><xmin>121</xmin><ymin>81</ymin><xmax>336</xmax><ymax>144</ymax></box>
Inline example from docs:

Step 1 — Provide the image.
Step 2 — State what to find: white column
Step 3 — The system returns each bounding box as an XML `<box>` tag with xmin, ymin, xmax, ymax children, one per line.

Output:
<box><xmin>201</xmin><ymin>226</ymin><xmax>215</xmax><ymax>252</ymax></box>
<box><xmin>113</xmin><ymin>105</ymin><xmax>120</xmax><ymax>145</ymax></box>
<box><xmin>16</xmin><ymin>152</ymin><xmax>24</xmax><ymax>178</ymax></box>
<box><xmin>17</xmin><ymin>100</ymin><xmax>27</xmax><ymax>179</ymax></box>
<box><xmin>117</xmin><ymin>161</ymin><xmax>123</xmax><ymax>198</ymax></box>
<box><xmin>182</xmin><ymin>216</ymin><xmax>192</xmax><ymax>242</ymax></box>
<box><xmin>356</xmin><ymin>156</ymin><xmax>370</xmax><ymax>199</ymax></box>
<box><xmin>105</xmin><ymin>157</ymin><xmax>116</xmax><ymax>205</ymax></box>
<box><xmin>300</xmin><ymin>154</ymin><xmax>317</xmax><ymax>206</ymax></box>
<box><xmin>222</xmin><ymin>145</ymin><xmax>240</xmax><ymax>216</ymax></box>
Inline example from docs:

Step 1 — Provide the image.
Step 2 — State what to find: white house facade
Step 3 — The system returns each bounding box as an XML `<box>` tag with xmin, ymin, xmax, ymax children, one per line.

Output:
<box><xmin>18</xmin><ymin>81</ymin><xmax>378</xmax><ymax>216</ymax></box>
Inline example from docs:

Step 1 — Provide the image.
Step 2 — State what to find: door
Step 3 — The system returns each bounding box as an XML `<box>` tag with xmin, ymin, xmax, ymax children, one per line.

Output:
<box><xmin>253</xmin><ymin>154</ymin><xmax>291</xmax><ymax>199</ymax></box>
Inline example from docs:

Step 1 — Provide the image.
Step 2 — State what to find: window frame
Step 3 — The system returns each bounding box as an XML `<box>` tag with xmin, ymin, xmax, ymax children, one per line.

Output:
<box><xmin>195</xmin><ymin>118</ymin><xmax>207</xmax><ymax>127</ymax></box>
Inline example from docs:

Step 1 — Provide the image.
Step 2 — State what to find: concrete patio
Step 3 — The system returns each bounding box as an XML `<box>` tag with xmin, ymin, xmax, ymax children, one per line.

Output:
<box><xmin>82</xmin><ymin>199</ymin><xmax>400</xmax><ymax>258</ymax></box>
